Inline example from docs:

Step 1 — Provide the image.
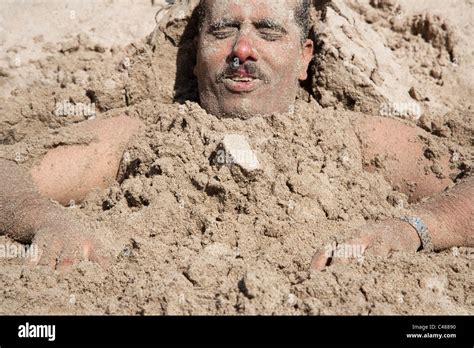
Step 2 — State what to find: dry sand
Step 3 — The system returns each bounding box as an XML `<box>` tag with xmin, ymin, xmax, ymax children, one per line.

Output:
<box><xmin>0</xmin><ymin>0</ymin><xmax>472</xmax><ymax>315</ymax></box>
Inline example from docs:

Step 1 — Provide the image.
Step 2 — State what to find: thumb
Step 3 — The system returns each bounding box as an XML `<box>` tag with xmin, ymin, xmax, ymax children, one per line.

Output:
<box><xmin>310</xmin><ymin>250</ymin><xmax>331</xmax><ymax>271</ymax></box>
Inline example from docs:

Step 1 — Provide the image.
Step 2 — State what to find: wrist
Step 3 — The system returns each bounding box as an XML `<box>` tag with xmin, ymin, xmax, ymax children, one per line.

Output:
<box><xmin>408</xmin><ymin>208</ymin><xmax>447</xmax><ymax>251</ymax></box>
<box><xmin>394</xmin><ymin>218</ymin><xmax>422</xmax><ymax>252</ymax></box>
<box><xmin>400</xmin><ymin>215</ymin><xmax>434</xmax><ymax>252</ymax></box>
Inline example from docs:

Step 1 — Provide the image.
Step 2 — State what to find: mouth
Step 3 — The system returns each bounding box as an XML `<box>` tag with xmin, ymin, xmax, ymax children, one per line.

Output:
<box><xmin>223</xmin><ymin>74</ymin><xmax>261</xmax><ymax>93</ymax></box>
<box><xmin>229</xmin><ymin>76</ymin><xmax>256</xmax><ymax>82</ymax></box>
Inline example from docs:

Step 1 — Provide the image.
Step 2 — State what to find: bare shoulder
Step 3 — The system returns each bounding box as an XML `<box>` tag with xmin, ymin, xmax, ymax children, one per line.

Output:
<box><xmin>31</xmin><ymin>116</ymin><xmax>144</xmax><ymax>205</ymax></box>
<box><xmin>352</xmin><ymin>115</ymin><xmax>456</xmax><ymax>202</ymax></box>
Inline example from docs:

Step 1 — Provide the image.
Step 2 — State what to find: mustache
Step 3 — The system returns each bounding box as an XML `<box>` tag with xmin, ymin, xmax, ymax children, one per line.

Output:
<box><xmin>216</xmin><ymin>61</ymin><xmax>269</xmax><ymax>83</ymax></box>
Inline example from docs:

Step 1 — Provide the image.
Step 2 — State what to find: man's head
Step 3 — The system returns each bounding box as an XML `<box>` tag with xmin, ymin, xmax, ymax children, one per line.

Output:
<box><xmin>194</xmin><ymin>0</ymin><xmax>314</xmax><ymax>118</ymax></box>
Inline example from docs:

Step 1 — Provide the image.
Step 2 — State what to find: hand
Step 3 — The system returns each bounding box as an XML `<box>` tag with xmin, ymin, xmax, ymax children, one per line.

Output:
<box><xmin>310</xmin><ymin>218</ymin><xmax>422</xmax><ymax>271</ymax></box>
<box><xmin>30</xmin><ymin>220</ymin><xmax>111</xmax><ymax>272</ymax></box>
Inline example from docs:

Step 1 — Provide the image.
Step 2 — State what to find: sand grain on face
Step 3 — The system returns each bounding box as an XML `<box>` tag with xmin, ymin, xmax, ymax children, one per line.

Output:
<box><xmin>0</xmin><ymin>0</ymin><xmax>472</xmax><ymax>315</ymax></box>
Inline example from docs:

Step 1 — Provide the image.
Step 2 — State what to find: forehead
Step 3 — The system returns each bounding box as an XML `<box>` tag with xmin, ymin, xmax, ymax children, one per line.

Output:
<box><xmin>203</xmin><ymin>0</ymin><xmax>298</xmax><ymax>24</ymax></box>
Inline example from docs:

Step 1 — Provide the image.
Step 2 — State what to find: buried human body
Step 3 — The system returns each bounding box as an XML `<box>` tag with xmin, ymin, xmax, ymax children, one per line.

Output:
<box><xmin>1</xmin><ymin>0</ymin><xmax>472</xmax><ymax>270</ymax></box>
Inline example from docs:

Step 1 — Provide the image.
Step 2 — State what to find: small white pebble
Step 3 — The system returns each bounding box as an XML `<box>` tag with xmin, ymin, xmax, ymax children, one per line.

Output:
<box><xmin>221</xmin><ymin>134</ymin><xmax>260</xmax><ymax>172</ymax></box>
<box><xmin>287</xmin><ymin>293</ymin><xmax>297</xmax><ymax>306</ymax></box>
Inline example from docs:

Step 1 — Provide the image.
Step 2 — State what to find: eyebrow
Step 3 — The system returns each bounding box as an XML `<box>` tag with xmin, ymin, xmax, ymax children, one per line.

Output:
<box><xmin>253</xmin><ymin>19</ymin><xmax>288</xmax><ymax>34</ymax></box>
<box><xmin>209</xmin><ymin>19</ymin><xmax>241</xmax><ymax>31</ymax></box>
<box><xmin>208</xmin><ymin>18</ymin><xmax>289</xmax><ymax>35</ymax></box>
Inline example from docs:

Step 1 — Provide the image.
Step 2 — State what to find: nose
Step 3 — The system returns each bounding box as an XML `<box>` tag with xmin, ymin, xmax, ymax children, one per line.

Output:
<box><xmin>232</xmin><ymin>35</ymin><xmax>258</xmax><ymax>63</ymax></box>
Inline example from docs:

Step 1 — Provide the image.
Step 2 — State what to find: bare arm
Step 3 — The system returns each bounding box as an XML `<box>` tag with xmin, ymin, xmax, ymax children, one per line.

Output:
<box><xmin>354</xmin><ymin>115</ymin><xmax>472</xmax><ymax>249</ymax></box>
<box><xmin>412</xmin><ymin>175</ymin><xmax>473</xmax><ymax>250</ymax></box>
<box><xmin>353</xmin><ymin>115</ymin><xmax>457</xmax><ymax>202</ymax></box>
<box><xmin>31</xmin><ymin>115</ymin><xmax>143</xmax><ymax>205</ymax></box>
<box><xmin>311</xmin><ymin>176</ymin><xmax>473</xmax><ymax>270</ymax></box>
<box><xmin>0</xmin><ymin>158</ymin><xmax>65</xmax><ymax>243</ymax></box>
<box><xmin>311</xmin><ymin>116</ymin><xmax>472</xmax><ymax>270</ymax></box>
<box><xmin>0</xmin><ymin>158</ymin><xmax>100</xmax><ymax>268</ymax></box>
<box><xmin>1</xmin><ymin>115</ymin><xmax>142</xmax><ymax>268</ymax></box>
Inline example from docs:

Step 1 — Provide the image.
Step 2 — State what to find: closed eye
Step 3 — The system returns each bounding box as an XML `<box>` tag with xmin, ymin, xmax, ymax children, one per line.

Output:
<box><xmin>254</xmin><ymin>19</ymin><xmax>288</xmax><ymax>41</ymax></box>
<box><xmin>258</xmin><ymin>29</ymin><xmax>284</xmax><ymax>41</ymax></box>
<box><xmin>211</xmin><ymin>28</ymin><xmax>238</xmax><ymax>39</ymax></box>
<box><xmin>209</xmin><ymin>19</ymin><xmax>240</xmax><ymax>39</ymax></box>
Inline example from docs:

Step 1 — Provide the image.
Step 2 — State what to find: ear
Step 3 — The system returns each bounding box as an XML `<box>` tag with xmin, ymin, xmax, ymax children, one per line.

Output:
<box><xmin>298</xmin><ymin>39</ymin><xmax>314</xmax><ymax>81</ymax></box>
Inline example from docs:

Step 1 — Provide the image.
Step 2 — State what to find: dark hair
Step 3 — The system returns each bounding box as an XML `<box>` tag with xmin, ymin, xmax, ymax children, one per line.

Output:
<box><xmin>197</xmin><ymin>0</ymin><xmax>311</xmax><ymax>43</ymax></box>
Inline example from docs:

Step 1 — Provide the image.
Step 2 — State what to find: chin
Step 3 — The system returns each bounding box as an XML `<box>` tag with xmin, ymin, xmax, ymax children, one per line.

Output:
<box><xmin>199</xmin><ymin>91</ymin><xmax>296</xmax><ymax>119</ymax></box>
<box><xmin>217</xmin><ymin>96</ymin><xmax>273</xmax><ymax>119</ymax></box>
<box><xmin>220</xmin><ymin>106</ymin><xmax>262</xmax><ymax>119</ymax></box>
<box><xmin>223</xmin><ymin>102</ymin><xmax>295</xmax><ymax>119</ymax></box>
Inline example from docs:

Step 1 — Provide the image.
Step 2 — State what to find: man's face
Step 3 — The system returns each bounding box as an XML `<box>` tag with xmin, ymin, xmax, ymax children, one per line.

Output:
<box><xmin>194</xmin><ymin>0</ymin><xmax>314</xmax><ymax>118</ymax></box>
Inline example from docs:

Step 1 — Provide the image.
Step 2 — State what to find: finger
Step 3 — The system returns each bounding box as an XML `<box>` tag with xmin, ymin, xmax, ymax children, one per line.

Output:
<box><xmin>89</xmin><ymin>249</ymin><xmax>113</xmax><ymax>269</ymax></box>
<box><xmin>364</xmin><ymin>240</ymin><xmax>392</xmax><ymax>257</ymax></box>
<box><xmin>310</xmin><ymin>251</ymin><xmax>331</xmax><ymax>271</ymax></box>
<box><xmin>327</xmin><ymin>238</ymin><xmax>366</xmax><ymax>266</ymax></box>
<box><xmin>69</xmin><ymin>236</ymin><xmax>113</xmax><ymax>270</ymax></box>
<box><xmin>81</xmin><ymin>239</ymin><xmax>94</xmax><ymax>261</ymax></box>
<box><xmin>55</xmin><ymin>248</ymin><xmax>78</xmax><ymax>272</ymax></box>
<box><xmin>26</xmin><ymin>245</ymin><xmax>43</xmax><ymax>268</ymax></box>
<box><xmin>84</xmin><ymin>241</ymin><xmax>112</xmax><ymax>268</ymax></box>
<box><xmin>33</xmin><ymin>233</ymin><xmax>65</xmax><ymax>269</ymax></box>
<box><xmin>56</xmin><ymin>236</ymin><xmax>97</xmax><ymax>272</ymax></box>
<box><xmin>330</xmin><ymin>255</ymin><xmax>352</xmax><ymax>266</ymax></box>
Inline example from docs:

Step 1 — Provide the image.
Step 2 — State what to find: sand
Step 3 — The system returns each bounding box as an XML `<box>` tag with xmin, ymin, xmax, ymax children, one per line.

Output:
<box><xmin>0</xmin><ymin>0</ymin><xmax>472</xmax><ymax>315</ymax></box>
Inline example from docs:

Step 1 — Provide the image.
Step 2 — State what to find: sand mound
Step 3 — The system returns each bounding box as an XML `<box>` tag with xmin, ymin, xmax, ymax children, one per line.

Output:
<box><xmin>0</xmin><ymin>0</ymin><xmax>472</xmax><ymax>315</ymax></box>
